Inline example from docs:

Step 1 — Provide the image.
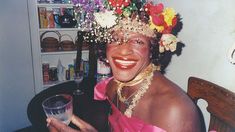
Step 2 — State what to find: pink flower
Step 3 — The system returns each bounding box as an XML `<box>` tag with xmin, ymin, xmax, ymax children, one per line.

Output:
<box><xmin>152</xmin><ymin>14</ymin><xmax>164</xmax><ymax>26</ymax></box>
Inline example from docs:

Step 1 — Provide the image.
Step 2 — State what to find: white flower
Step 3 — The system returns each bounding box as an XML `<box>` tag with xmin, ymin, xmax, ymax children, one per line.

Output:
<box><xmin>159</xmin><ymin>34</ymin><xmax>179</xmax><ymax>53</ymax></box>
<box><xmin>94</xmin><ymin>10</ymin><xmax>117</xmax><ymax>28</ymax></box>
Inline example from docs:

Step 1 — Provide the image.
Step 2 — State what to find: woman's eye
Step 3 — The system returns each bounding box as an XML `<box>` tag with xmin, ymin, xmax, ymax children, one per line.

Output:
<box><xmin>112</xmin><ymin>37</ymin><xmax>118</xmax><ymax>41</ymax></box>
<box><xmin>129</xmin><ymin>39</ymin><xmax>144</xmax><ymax>45</ymax></box>
<box><xmin>109</xmin><ymin>37</ymin><xmax>120</xmax><ymax>45</ymax></box>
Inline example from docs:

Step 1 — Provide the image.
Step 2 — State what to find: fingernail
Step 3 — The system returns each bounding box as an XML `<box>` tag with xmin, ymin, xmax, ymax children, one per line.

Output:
<box><xmin>46</xmin><ymin>118</ymin><xmax>51</xmax><ymax>127</ymax></box>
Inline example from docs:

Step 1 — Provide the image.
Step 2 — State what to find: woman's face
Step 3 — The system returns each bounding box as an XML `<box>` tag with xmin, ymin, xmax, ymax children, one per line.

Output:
<box><xmin>106</xmin><ymin>30</ymin><xmax>151</xmax><ymax>82</ymax></box>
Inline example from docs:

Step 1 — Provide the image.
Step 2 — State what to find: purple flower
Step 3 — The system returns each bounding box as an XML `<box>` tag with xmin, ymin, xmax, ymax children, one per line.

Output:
<box><xmin>79</xmin><ymin>0</ymin><xmax>89</xmax><ymax>5</ymax></box>
<box><xmin>72</xmin><ymin>0</ymin><xmax>78</xmax><ymax>4</ymax></box>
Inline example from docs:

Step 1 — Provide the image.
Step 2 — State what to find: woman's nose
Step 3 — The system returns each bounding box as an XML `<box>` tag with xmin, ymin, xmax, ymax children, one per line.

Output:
<box><xmin>118</xmin><ymin>43</ymin><xmax>133</xmax><ymax>55</ymax></box>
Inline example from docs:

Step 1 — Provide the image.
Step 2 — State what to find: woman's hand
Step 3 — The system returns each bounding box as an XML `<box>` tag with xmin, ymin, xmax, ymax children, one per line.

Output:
<box><xmin>47</xmin><ymin>114</ymin><xmax>98</xmax><ymax>132</ymax></box>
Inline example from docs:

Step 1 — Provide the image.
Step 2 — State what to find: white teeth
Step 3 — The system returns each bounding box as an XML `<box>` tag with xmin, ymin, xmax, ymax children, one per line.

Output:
<box><xmin>114</xmin><ymin>59</ymin><xmax>136</xmax><ymax>65</ymax></box>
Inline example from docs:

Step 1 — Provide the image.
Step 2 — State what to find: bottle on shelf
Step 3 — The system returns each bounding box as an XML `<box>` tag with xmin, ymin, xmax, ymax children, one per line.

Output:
<box><xmin>68</xmin><ymin>64</ymin><xmax>75</xmax><ymax>80</ymax></box>
<box><xmin>57</xmin><ymin>59</ymin><xmax>66</xmax><ymax>81</ymax></box>
<box><xmin>49</xmin><ymin>67</ymin><xmax>58</xmax><ymax>81</ymax></box>
<box><xmin>42</xmin><ymin>62</ymin><xmax>50</xmax><ymax>83</ymax></box>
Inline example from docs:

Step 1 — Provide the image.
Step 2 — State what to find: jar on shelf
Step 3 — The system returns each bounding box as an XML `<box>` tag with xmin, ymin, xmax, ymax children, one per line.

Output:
<box><xmin>49</xmin><ymin>67</ymin><xmax>58</xmax><ymax>81</ymax></box>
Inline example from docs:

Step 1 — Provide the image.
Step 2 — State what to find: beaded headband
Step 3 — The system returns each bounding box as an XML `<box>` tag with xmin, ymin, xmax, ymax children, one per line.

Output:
<box><xmin>111</xmin><ymin>17</ymin><xmax>156</xmax><ymax>38</ymax></box>
<box><xmin>72</xmin><ymin>0</ymin><xmax>182</xmax><ymax>53</ymax></box>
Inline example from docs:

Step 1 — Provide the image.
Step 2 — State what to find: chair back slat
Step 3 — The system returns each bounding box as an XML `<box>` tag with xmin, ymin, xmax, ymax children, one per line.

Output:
<box><xmin>187</xmin><ymin>77</ymin><xmax>235</xmax><ymax>132</ymax></box>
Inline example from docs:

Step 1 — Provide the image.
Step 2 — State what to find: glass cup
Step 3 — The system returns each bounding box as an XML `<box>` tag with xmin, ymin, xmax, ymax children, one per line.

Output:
<box><xmin>74</xmin><ymin>72</ymin><xmax>83</xmax><ymax>85</ymax></box>
<box><xmin>42</xmin><ymin>94</ymin><xmax>73</xmax><ymax>125</ymax></box>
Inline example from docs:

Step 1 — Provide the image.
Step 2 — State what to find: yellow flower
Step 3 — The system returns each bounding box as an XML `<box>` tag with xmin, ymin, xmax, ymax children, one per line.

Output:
<box><xmin>149</xmin><ymin>17</ymin><xmax>164</xmax><ymax>32</ymax></box>
<box><xmin>163</xmin><ymin>8</ymin><xmax>176</xmax><ymax>26</ymax></box>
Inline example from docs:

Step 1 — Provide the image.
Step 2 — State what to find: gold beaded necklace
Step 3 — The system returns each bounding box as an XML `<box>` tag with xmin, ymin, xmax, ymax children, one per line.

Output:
<box><xmin>114</xmin><ymin>63</ymin><xmax>157</xmax><ymax>117</ymax></box>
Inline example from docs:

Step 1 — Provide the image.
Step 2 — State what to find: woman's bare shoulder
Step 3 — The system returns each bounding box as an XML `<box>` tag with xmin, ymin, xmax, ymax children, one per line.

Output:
<box><xmin>148</xmin><ymin>73</ymin><xmax>202</xmax><ymax>132</ymax></box>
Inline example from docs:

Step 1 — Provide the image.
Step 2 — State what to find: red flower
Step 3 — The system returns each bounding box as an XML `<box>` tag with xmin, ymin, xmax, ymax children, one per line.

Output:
<box><xmin>162</xmin><ymin>16</ymin><xmax>178</xmax><ymax>33</ymax></box>
<box><xmin>123</xmin><ymin>0</ymin><xmax>130</xmax><ymax>7</ymax></box>
<box><xmin>171</xmin><ymin>16</ymin><xmax>178</xmax><ymax>27</ymax></box>
<box><xmin>162</xmin><ymin>26</ymin><xmax>173</xmax><ymax>34</ymax></box>
<box><xmin>108</xmin><ymin>0</ymin><xmax>121</xmax><ymax>7</ymax></box>
<box><xmin>144</xmin><ymin>3</ymin><xmax>164</xmax><ymax>16</ymax></box>
<box><xmin>144</xmin><ymin>3</ymin><xmax>165</xmax><ymax>27</ymax></box>
<box><xmin>150</xmin><ymin>3</ymin><xmax>164</xmax><ymax>16</ymax></box>
<box><xmin>115</xmin><ymin>7</ymin><xmax>123</xmax><ymax>14</ymax></box>
<box><xmin>162</xmin><ymin>17</ymin><xmax>178</xmax><ymax>34</ymax></box>
<box><xmin>108</xmin><ymin>0</ymin><xmax>130</xmax><ymax>8</ymax></box>
<box><xmin>144</xmin><ymin>3</ymin><xmax>151</xmax><ymax>14</ymax></box>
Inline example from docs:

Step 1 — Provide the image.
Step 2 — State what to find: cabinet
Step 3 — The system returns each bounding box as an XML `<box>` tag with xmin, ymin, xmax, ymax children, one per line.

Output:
<box><xmin>28</xmin><ymin>0</ymin><xmax>88</xmax><ymax>94</ymax></box>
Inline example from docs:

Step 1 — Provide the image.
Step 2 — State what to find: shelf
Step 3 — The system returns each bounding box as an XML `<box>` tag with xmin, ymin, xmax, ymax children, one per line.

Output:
<box><xmin>39</xmin><ymin>28</ymin><xmax>79</xmax><ymax>31</ymax></box>
<box><xmin>43</xmin><ymin>76</ymin><xmax>83</xmax><ymax>88</ymax></box>
<box><xmin>41</xmin><ymin>50</ymin><xmax>89</xmax><ymax>55</ymax></box>
<box><xmin>37</xmin><ymin>3</ymin><xmax>74</xmax><ymax>8</ymax></box>
<box><xmin>39</xmin><ymin>28</ymin><xmax>89</xmax><ymax>32</ymax></box>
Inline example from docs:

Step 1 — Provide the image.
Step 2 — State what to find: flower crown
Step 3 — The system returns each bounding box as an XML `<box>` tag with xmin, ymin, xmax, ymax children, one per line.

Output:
<box><xmin>72</xmin><ymin>0</ymin><xmax>182</xmax><ymax>53</ymax></box>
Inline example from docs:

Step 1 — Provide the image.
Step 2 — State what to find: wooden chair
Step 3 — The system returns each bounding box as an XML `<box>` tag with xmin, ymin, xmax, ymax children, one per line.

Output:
<box><xmin>187</xmin><ymin>77</ymin><xmax>235</xmax><ymax>132</ymax></box>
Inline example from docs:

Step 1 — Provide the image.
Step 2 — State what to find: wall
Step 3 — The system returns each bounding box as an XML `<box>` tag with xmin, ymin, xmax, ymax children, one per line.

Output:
<box><xmin>0</xmin><ymin>0</ymin><xmax>35</xmax><ymax>131</ymax></box>
<box><xmin>157</xmin><ymin>0</ymin><xmax>235</xmax><ymax>130</ymax></box>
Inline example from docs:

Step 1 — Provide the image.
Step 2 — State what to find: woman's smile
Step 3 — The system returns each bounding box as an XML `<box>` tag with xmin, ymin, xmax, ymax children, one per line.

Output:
<box><xmin>112</xmin><ymin>56</ymin><xmax>138</xmax><ymax>70</ymax></box>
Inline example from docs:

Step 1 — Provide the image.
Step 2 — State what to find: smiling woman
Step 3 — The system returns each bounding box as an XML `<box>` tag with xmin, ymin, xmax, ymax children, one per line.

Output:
<box><xmin>46</xmin><ymin>0</ymin><xmax>203</xmax><ymax>132</ymax></box>
<box><xmin>107</xmin><ymin>31</ymin><xmax>151</xmax><ymax>82</ymax></box>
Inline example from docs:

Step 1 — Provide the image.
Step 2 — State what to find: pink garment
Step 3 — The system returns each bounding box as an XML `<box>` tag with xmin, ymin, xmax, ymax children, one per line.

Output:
<box><xmin>94</xmin><ymin>78</ymin><xmax>166</xmax><ymax>132</ymax></box>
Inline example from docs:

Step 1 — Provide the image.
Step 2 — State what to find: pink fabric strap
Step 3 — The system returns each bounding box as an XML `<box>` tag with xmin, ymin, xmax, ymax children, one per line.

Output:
<box><xmin>94</xmin><ymin>77</ymin><xmax>112</xmax><ymax>100</ymax></box>
<box><xmin>109</xmin><ymin>102</ymin><xmax>166</xmax><ymax>132</ymax></box>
